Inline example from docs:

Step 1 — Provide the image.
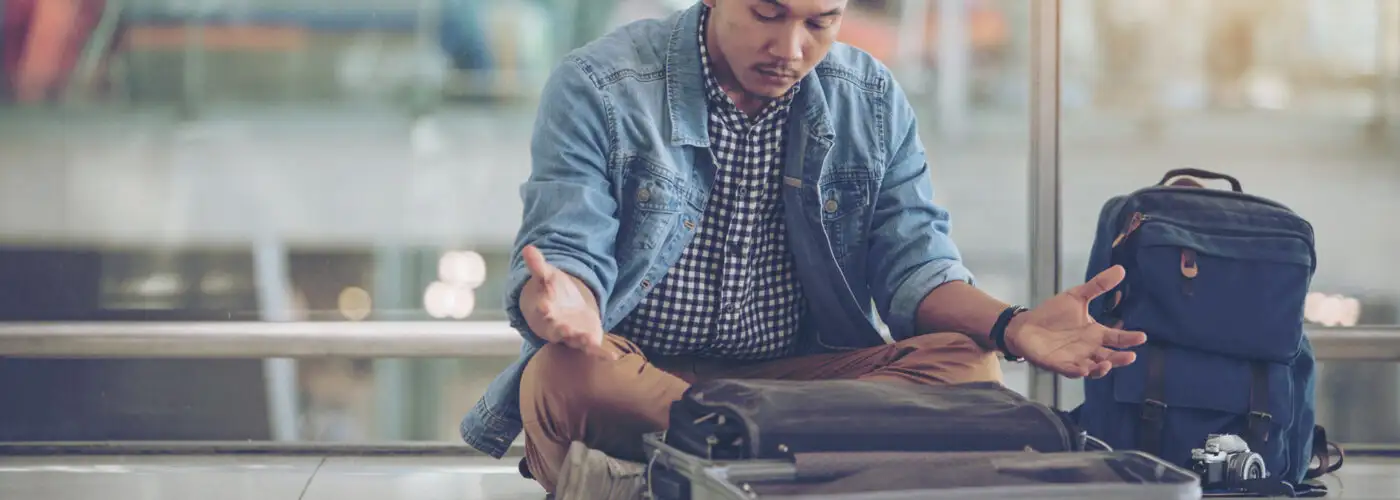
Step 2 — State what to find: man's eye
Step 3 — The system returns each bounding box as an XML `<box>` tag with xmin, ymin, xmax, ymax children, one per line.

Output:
<box><xmin>807</xmin><ymin>20</ymin><xmax>833</xmax><ymax>30</ymax></box>
<box><xmin>753</xmin><ymin>9</ymin><xmax>781</xmax><ymax>21</ymax></box>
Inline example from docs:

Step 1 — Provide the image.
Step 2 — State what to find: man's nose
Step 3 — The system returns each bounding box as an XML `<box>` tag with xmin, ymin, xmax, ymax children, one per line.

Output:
<box><xmin>768</xmin><ymin>27</ymin><xmax>805</xmax><ymax>62</ymax></box>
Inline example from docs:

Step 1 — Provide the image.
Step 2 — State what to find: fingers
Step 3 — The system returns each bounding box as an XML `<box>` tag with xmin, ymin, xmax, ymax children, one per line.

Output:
<box><xmin>1068</xmin><ymin>265</ymin><xmax>1126</xmax><ymax>301</ymax></box>
<box><xmin>555</xmin><ymin>325</ymin><xmax>618</xmax><ymax>361</ymax></box>
<box><xmin>1058</xmin><ymin>345</ymin><xmax>1138</xmax><ymax>379</ymax></box>
<box><xmin>1102</xmin><ymin>327</ymin><xmax>1148</xmax><ymax>349</ymax></box>
<box><xmin>522</xmin><ymin>244</ymin><xmax>556</xmax><ymax>281</ymax></box>
<box><xmin>1091</xmin><ymin>347</ymin><xmax>1137</xmax><ymax>367</ymax></box>
<box><xmin>1061</xmin><ymin>345</ymin><xmax>1138</xmax><ymax>380</ymax></box>
<box><xmin>565</xmin><ymin>337</ymin><xmax>617</xmax><ymax>361</ymax></box>
<box><xmin>1061</xmin><ymin>359</ymin><xmax>1112</xmax><ymax>379</ymax></box>
<box><xmin>582</xmin><ymin>343</ymin><xmax>621</xmax><ymax>361</ymax></box>
<box><xmin>1059</xmin><ymin>359</ymin><xmax>1095</xmax><ymax>379</ymax></box>
<box><xmin>1088</xmin><ymin>360</ymin><xmax>1113</xmax><ymax>379</ymax></box>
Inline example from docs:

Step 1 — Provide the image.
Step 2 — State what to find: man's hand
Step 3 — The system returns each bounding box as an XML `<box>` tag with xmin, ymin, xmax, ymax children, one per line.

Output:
<box><xmin>1005</xmin><ymin>265</ymin><xmax>1148</xmax><ymax>378</ymax></box>
<box><xmin>520</xmin><ymin>245</ymin><xmax>617</xmax><ymax>361</ymax></box>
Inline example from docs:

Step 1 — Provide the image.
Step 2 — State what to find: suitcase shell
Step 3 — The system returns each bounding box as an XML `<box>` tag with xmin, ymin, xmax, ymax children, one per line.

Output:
<box><xmin>643</xmin><ymin>432</ymin><xmax>1203</xmax><ymax>500</ymax></box>
<box><xmin>667</xmin><ymin>379</ymin><xmax>1084</xmax><ymax>460</ymax></box>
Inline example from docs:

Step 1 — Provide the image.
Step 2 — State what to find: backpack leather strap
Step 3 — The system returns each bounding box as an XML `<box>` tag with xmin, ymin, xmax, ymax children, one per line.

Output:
<box><xmin>1305</xmin><ymin>426</ymin><xmax>1344</xmax><ymax>480</ymax></box>
<box><xmin>1138</xmin><ymin>345</ymin><xmax>1167</xmax><ymax>455</ymax></box>
<box><xmin>1245</xmin><ymin>361</ymin><xmax>1272</xmax><ymax>451</ymax></box>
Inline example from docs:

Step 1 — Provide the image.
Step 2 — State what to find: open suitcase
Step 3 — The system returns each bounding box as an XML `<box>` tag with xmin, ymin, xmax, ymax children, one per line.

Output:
<box><xmin>644</xmin><ymin>432</ymin><xmax>1203</xmax><ymax>500</ymax></box>
<box><xmin>643</xmin><ymin>378</ymin><xmax>1203</xmax><ymax>500</ymax></box>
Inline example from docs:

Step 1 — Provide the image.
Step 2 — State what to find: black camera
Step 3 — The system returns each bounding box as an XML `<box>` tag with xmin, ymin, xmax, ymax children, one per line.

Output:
<box><xmin>1190</xmin><ymin>434</ymin><xmax>1268</xmax><ymax>490</ymax></box>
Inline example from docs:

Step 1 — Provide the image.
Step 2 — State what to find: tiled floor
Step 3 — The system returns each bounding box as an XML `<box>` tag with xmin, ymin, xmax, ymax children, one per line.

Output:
<box><xmin>0</xmin><ymin>453</ymin><xmax>1395</xmax><ymax>499</ymax></box>
<box><xmin>0</xmin><ymin>454</ymin><xmax>545</xmax><ymax>500</ymax></box>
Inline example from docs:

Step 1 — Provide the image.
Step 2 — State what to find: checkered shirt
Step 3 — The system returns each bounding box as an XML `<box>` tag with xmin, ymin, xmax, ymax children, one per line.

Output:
<box><xmin>613</xmin><ymin>6</ymin><xmax>806</xmax><ymax>360</ymax></box>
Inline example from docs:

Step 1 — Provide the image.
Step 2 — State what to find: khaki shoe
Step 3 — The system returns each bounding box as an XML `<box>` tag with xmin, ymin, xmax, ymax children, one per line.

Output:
<box><xmin>553</xmin><ymin>441</ymin><xmax>646</xmax><ymax>500</ymax></box>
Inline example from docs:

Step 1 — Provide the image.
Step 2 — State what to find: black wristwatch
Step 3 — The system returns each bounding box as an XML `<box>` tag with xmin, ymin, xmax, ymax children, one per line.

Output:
<box><xmin>991</xmin><ymin>305</ymin><xmax>1029</xmax><ymax>362</ymax></box>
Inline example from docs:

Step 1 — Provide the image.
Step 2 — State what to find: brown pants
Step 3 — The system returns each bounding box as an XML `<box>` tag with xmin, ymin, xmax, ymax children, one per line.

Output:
<box><xmin>519</xmin><ymin>332</ymin><xmax>1003</xmax><ymax>493</ymax></box>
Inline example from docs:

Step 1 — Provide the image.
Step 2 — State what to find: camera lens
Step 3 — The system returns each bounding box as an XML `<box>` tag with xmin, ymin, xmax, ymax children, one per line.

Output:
<box><xmin>1246</xmin><ymin>459</ymin><xmax>1265</xmax><ymax>480</ymax></box>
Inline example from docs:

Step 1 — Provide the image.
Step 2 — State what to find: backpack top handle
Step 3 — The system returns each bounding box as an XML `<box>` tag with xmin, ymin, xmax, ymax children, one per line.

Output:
<box><xmin>1158</xmin><ymin>168</ymin><xmax>1243</xmax><ymax>193</ymax></box>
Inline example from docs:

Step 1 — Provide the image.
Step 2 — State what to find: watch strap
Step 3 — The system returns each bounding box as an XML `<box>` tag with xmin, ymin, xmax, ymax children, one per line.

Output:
<box><xmin>992</xmin><ymin>305</ymin><xmax>1029</xmax><ymax>362</ymax></box>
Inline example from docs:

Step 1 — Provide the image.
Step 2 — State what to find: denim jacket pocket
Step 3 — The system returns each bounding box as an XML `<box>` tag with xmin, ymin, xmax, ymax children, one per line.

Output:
<box><xmin>817</xmin><ymin>168</ymin><xmax>875</xmax><ymax>261</ymax></box>
<box><xmin>617</xmin><ymin>157</ymin><xmax>686</xmax><ymax>252</ymax></box>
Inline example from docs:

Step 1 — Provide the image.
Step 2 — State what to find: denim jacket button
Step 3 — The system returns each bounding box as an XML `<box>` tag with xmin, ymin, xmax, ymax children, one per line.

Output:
<box><xmin>824</xmin><ymin>199</ymin><xmax>839</xmax><ymax>213</ymax></box>
<box><xmin>684</xmin><ymin>219</ymin><xmax>695</xmax><ymax>230</ymax></box>
<box><xmin>638</xmin><ymin>188</ymin><xmax>652</xmax><ymax>203</ymax></box>
<box><xmin>641</xmin><ymin>279</ymin><xmax>652</xmax><ymax>289</ymax></box>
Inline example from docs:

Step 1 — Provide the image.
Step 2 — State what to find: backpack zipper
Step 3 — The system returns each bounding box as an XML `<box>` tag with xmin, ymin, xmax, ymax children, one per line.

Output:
<box><xmin>1114</xmin><ymin>212</ymin><xmax>1312</xmax><ymax>247</ymax></box>
<box><xmin>1113</xmin><ymin>211</ymin><xmax>1313</xmax><ymax>299</ymax></box>
<box><xmin>1129</xmin><ymin>212</ymin><xmax>1311</xmax><ymax>242</ymax></box>
<box><xmin>1112</xmin><ymin>212</ymin><xmax>1149</xmax><ymax>247</ymax></box>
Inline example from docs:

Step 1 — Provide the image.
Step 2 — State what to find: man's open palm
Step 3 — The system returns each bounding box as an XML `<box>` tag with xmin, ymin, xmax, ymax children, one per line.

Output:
<box><xmin>522</xmin><ymin>245</ymin><xmax>616</xmax><ymax>360</ymax></box>
<box><xmin>1006</xmin><ymin>265</ymin><xmax>1148</xmax><ymax>378</ymax></box>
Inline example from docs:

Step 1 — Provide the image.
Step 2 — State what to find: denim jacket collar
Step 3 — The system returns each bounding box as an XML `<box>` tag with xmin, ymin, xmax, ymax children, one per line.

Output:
<box><xmin>793</xmin><ymin>71</ymin><xmax>835</xmax><ymax>146</ymax></box>
<box><xmin>664</xmin><ymin>4</ymin><xmax>710</xmax><ymax>148</ymax></box>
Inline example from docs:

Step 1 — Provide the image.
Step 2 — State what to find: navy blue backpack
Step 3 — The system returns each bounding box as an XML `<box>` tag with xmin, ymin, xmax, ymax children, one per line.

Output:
<box><xmin>1072</xmin><ymin>169</ymin><xmax>1342</xmax><ymax>497</ymax></box>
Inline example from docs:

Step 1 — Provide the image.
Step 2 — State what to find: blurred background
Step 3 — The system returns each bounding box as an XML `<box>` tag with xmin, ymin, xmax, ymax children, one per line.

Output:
<box><xmin>0</xmin><ymin>0</ymin><xmax>1396</xmax><ymax>447</ymax></box>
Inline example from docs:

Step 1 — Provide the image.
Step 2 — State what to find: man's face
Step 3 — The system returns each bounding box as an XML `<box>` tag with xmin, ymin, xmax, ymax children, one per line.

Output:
<box><xmin>703</xmin><ymin>0</ymin><xmax>846</xmax><ymax>99</ymax></box>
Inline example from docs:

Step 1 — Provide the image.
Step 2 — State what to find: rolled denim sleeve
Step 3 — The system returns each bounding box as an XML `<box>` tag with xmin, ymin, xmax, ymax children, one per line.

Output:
<box><xmin>868</xmin><ymin>78</ymin><xmax>976</xmax><ymax>341</ymax></box>
<box><xmin>504</xmin><ymin>57</ymin><xmax>620</xmax><ymax>347</ymax></box>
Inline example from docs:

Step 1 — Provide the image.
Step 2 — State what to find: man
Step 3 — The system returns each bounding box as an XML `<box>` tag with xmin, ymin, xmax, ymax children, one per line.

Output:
<box><xmin>459</xmin><ymin>0</ymin><xmax>1147</xmax><ymax>497</ymax></box>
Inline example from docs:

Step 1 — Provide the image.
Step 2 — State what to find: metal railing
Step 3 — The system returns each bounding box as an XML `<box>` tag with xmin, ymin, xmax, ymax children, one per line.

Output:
<box><xmin>0</xmin><ymin>440</ymin><xmax>507</xmax><ymax>457</ymax></box>
<box><xmin>0</xmin><ymin>321</ymin><xmax>521</xmax><ymax>358</ymax></box>
<box><xmin>1309</xmin><ymin>326</ymin><xmax>1400</xmax><ymax>361</ymax></box>
<box><xmin>0</xmin><ymin>321</ymin><xmax>528</xmax><ymax>443</ymax></box>
<box><xmin>0</xmin><ymin>322</ymin><xmax>1396</xmax><ymax>361</ymax></box>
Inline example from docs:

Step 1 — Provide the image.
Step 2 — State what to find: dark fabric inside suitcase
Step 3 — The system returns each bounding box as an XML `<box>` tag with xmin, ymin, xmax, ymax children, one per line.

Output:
<box><xmin>745</xmin><ymin>451</ymin><xmax>1161</xmax><ymax>496</ymax></box>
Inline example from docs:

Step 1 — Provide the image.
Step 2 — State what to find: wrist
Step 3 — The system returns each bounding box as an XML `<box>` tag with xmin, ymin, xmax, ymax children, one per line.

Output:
<box><xmin>1004</xmin><ymin>310</ymin><xmax>1032</xmax><ymax>358</ymax></box>
<box><xmin>990</xmin><ymin>305</ymin><xmax>1030</xmax><ymax>361</ymax></box>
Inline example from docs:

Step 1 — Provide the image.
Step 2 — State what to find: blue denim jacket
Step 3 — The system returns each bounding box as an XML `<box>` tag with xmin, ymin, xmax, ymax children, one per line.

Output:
<box><xmin>460</xmin><ymin>3</ymin><xmax>975</xmax><ymax>458</ymax></box>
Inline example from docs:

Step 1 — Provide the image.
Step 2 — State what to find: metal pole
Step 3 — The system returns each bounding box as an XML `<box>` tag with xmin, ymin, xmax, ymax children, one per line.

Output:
<box><xmin>253</xmin><ymin>236</ymin><xmax>300</xmax><ymax>442</ymax></box>
<box><xmin>1027</xmin><ymin>0</ymin><xmax>1063</xmax><ymax>408</ymax></box>
<box><xmin>373</xmin><ymin>246</ymin><xmax>410</xmax><ymax>441</ymax></box>
<box><xmin>411</xmin><ymin>0</ymin><xmax>445</xmax><ymax>116</ymax></box>
<box><xmin>896</xmin><ymin>0</ymin><xmax>931</xmax><ymax>95</ymax></box>
<box><xmin>1376</xmin><ymin>0</ymin><xmax>1397</xmax><ymax>125</ymax></box>
<box><xmin>936</xmin><ymin>0</ymin><xmax>970</xmax><ymax>141</ymax></box>
<box><xmin>181</xmin><ymin>1</ymin><xmax>207</xmax><ymax>119</ymax></box>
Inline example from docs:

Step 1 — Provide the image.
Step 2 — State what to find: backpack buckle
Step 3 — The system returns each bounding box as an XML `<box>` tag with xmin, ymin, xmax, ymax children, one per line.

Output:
<box><xmin>1246</xmin><ymin>411</ymin><xmax>1274</xmax><ymax>446</ymax></box>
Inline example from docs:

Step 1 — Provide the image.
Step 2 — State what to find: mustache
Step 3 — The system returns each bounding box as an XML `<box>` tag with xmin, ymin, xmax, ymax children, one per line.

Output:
<box><xmin>754</xmin><ymin>64</ymin><xmax>800</xmax><ymax>77</ymax></box>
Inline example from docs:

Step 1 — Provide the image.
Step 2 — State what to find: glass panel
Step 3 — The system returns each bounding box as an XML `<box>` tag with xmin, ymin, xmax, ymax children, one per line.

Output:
<box><xmin>0</xmin><ymin>0</ymin><xmax>566</xmax><ymax>323</ymax></box>
<box><xmin>0</xmin><ymin>356</ymin><xmax>516</xmax><ymax>443</ymax></box>
<box><xmin>1059</xmin><ymin>0</ymin><xmax>1400</xmax><ymax>440</ymax></box>
<box><xmin>0</xmin><ymin>0</ymin><xmax>1039</xmax><ymax>442</ymax></box>
<box><xmin>0</xmin><ymin>0</ymin><xmax>585</xmax><ymax>444</ymax></box>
